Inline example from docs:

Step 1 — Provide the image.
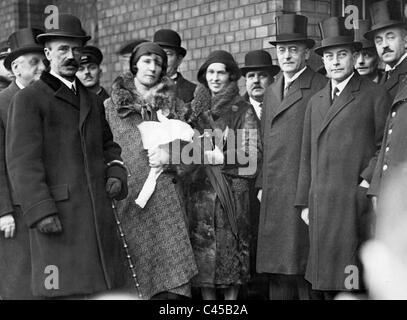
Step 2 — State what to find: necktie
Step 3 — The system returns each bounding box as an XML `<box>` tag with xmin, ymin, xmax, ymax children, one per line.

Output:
<box><xmin>71</xmin><ymin>85</ymin><xmax>77</xmax><ymax>96</ymax></box>
<box><xmin>332</xmin><ymin>87</ymin><xmax>340</xmax><ymax>103</ymax></box>
<box><xmin>283</xmin><ymin>81</ymin><xmax>292</xmax><ymax>98</ymax></box>
<box><xmin>386</xmin><ymin>69</ymin><xmax>394</xmax><ymax>81</ymax></box>
<box><xmin>259</xmin><ymin>102</ymin><xmax>263</xmax><ymax>120</ymax></box>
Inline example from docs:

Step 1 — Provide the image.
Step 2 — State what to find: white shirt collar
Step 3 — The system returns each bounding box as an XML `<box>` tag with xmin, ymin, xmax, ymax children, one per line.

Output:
<box><xmin>283</xmin><ymin>66</ymin><xmax>307</xmax><ymax>87</ymax></box>
<box><xmin>385</xmin><ymin>52</ymin><xmax>407</xmax><ymax>72</ymax></box>
<box><xmin>331</xmin><ymin>72</ymin><xmax>354</xmax><ymax>98</ymax></box>
<box><xmin>15</xmin><ymin>79</ymin><xmax>25</xmax><ymax>89</ymax></box>
<box><xmin>249</xmin><ymin>97</ymin><xmax>262</xmax><ymax>119</ymax></box>
<box><xmin>50</xmin><ymin>69</ymin><xmax>76</xmax><ymax>91</ymax></box>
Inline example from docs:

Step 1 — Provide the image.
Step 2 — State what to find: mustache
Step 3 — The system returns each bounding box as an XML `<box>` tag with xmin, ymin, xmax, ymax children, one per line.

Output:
<box><xmin>382</xmin><ymin>48</ymin><xmax>394</xmax><ymax>55</ymax></box>
<box><xmin>63</xmin><ymin>59</ymin><xmax>79</xmax><ymax>68</ymax></box>
<box><xmin>251</xmin><ymin>85</ymin><xmax>264</xmax><ymax>90</ymax></box>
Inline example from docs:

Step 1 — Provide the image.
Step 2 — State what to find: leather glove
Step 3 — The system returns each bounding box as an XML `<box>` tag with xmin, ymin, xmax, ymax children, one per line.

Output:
<box><xmin>0</xmin><ymin>214</ymin><xmax>16</xmax><ymax>238</ymax></box>
<box><xmin>106</xmin><ymin>177</ymin><xmax>122</xmax><ymax>199</ymax></box>
<box><xmin>36</xmin><ymin>215</ymin><xmax>62</xmax><ymax>234</ymax></box>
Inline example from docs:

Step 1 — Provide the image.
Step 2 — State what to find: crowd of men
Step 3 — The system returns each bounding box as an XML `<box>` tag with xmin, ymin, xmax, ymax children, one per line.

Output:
<box><xmin>1</xmin><ymin>0</ymin><xmax>407</xmax><ymax>300</ymax></box>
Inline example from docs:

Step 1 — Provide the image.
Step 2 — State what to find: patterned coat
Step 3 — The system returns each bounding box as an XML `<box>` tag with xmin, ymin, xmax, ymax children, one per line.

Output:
<box><xmin>6</xmin><ymin>71</ymin><xmax>128</xmax><ymax>297</ymax></box>
<box><xmin>104</xmin><ymin>73</ymin><xmax>197</xmax><ymax>299</ymax></box>
<box><xmin>185</xmin><ymin>82</ymin><xmax>261</xmax><ymax>287</ymax></box>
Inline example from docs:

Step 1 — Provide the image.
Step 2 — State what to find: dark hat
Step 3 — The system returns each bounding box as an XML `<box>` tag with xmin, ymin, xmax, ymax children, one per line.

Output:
<box><xmin>4</xmin><ymin>28</ymin><xmax>44</xmax><ymax>70</ymax></box>
<box><xmin>37</xmin><ymin>13</ymin><xmax>91</xmax><ymax>44</ymax></box>
<box><xmin>269</xmin><ymin>14</ymin><xmax>315</xmax><ymax>48</ymax></box>
<box><xmin>354</xmin><ymin>20</ymin><xmax>376</xmax><ymax>49</ymax></box>
<box><xmin>197</xmin><ymin>50</ymin><xmax>241</xmax><ymax>84</ymax></box>
<box><xmin>129</xmin><ymin>42</ymin><xmax>168</xmax><ymax>76</ymax></box>
<box><xmin>153</xmin><ymin>29</ymin><xmax>186</xmax><ymax>57</ymax></box>
<box><xmin>364</xmin><ymin>0</ymin><xmax>406</xmax><ymax>40</ymax></box>
<box><xmin>0</xmin><ymin>46</ymin><xmax>10</xmax><ymax>60</ymax></box>
<box><xmin>117</xmin><ymin>39</ymin><xmax>149</xmax><ymax>56</ymax></box>
<box><xmin>240</xmin><ymin>50</ymin><xmax>280</xmax><ymax>76</ymax></box>
<box><xmin>80</xmin><ymin>45</ymin><xmax>103</xmax><ymax>65</ymax></box>
<box><xmin>314</xmin><ymin>17</ymin><xmax>362</xmax><ymax>56</ymax></box>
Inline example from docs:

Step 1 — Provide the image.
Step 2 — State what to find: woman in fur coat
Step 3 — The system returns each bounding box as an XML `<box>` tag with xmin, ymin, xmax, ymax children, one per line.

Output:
<box><xmin>185</xmin><ymin>50</ymin><xmax>261</xmax><ymax>300</ymax></box>
<box><xmin>104</xmin><ymin>42</ymin><xmax>197</xmax><ymax>300</ymax></box>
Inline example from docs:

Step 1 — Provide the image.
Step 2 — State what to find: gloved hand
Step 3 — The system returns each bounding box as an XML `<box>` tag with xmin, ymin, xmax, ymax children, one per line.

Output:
<box><xmin>148</xmin><ymin>146</ymin><xmax>170</xmax><ymax>168</ymax></box>
<box><xmin>36</xmin><ymin>215</ymin><xmax>62</xmax><ymax>234</ymax></box>
<box><xmin>106</xmin><ymin>177</ymin><xmax>122</xmax><ymax>198</ymax></box>
<box><xmin>204</xmin><ymin>145</ymin><xmax>224</xmax><ymax>165</ymax></box>
<box><xmin>0</xmin><ymin>214</ymin><xmax>15</xmax><ymax>238</ymax></box>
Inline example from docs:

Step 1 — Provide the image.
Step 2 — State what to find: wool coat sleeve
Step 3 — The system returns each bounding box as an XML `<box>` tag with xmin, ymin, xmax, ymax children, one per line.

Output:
<box><xmin>6</xmin><ymin>91</ymin><xmax>58</xmax><ymax>228</ymax></box>
<box><xmin>359</xmin><ymin>89</ymin><xmax>392</xmax><ymax>184</ymax></box>
<box><xmin>101</xmin><ymin>99</ymin><xmax>128</xmax><ymax>200</ymax></box>
<box><xmin>294</xmin><ymin>99</ymin><xmax>312</xmax><ymax>209</ymax></box>
<box><xmin>0</xmin><ymin>117</ymin><xmax>13</xmax><ymax>217</ymax></box>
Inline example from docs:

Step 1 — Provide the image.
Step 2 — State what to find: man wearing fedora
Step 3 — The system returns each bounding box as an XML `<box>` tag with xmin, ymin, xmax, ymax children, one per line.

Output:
<box><xmin>354</xmin><ymin>20</ymin><xmax>383</xmax><ymax>83</ymax></box>
<box><xmin>240</xmin><ymin>49</ymin><xmax>279</xmax><ymax>300</ymax></box>
<box><xmin>0</xmin><ymin>28</ymin><xmax>45</xmax><ymax>300</ymax></box>
<box><xmin>256</xmin><ymin>14</ymin><xmax>327</xmax><ymax>300</ymax></box>
<box><xmin>295</xmin><ymin>16</ymin><xmax>391</xmax><ymax>299</ymax></box>
<box><xmin>76</xmin><ymin>45</ymin><xmax>109</xmax><ymax>102</ymax></box>
<box><xmin>364</xmin><ymin>0</ymin><xmax>407</xmax><ymax>100</ymax></box>
<box><xmin>153</xmin><ymin>29</ymin><xmax>196</xmax><ymax>103</ymax></box>
<box><xmin>6</xmin><ymin>14</ymin><xmax>128</xmax><ymax>299</ymax></box>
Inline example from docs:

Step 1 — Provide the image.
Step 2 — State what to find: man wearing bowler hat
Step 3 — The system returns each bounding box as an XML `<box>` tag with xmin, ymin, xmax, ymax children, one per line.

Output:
<box><xmin>0</xmin><ymin>28</ymin><xmax>45</xmax><ymax>300</ymax></box>
<box><xmin>256</xmin><ymin>13</ymin><xmax>327</xmax><ymax>300</ymax></box>
<box><xmin>354</xmin><ymin>20</ymin><xmax>383</xmax><ymax>83</ymax></box>
<box><xmin>6</xmin><ymin>14</ymin><xmax>128</xmax><ymax>299</ymax></box>
<box><xmin>0</xmin><ymin>45</ymin><xmax>13</xmax><ymax>91</ymax></box>
<box><xmin>153</xmin><ymin>29</ymin><xmax>196</xmax><ymax>103</ymax></box>
<box><xmin>76</xmin><ymin>45</ymin><xmax>109</xmax><ymax>102</ymax></box>
<box><xmin>295</xmin><ymin>17</ymin><xmax>391</xmax><ymax>299</ymax></box>
<box><xmin>364</xmin><ymin>0</ymin><xmax>407</xmax><ymax>100</ymax></box>
<box><xmin>240</xmin><ymin>49</ymin><xmax>279</xmax><ymax>299</ymax></box>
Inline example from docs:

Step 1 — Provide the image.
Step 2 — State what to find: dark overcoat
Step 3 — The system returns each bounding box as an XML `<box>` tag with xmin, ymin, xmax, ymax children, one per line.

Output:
<box><xmin>175</xmin><ymin>72</ymin><xmax>196</xmax><ymax>103</ymax></box>
<box><xmin>0</xmin><ymin>81</ymin><xmax>35</xmax><ymax>299</ymax></box>
<box><xmin>256</xmin><ymin>67</ymin><xmax>327</xmax><ymax>275</ymax></box>
<box><xmin>369</xmin><ymin>79</ymin><xmax>407</xmax><ymax>197</ymax></box>
<box><xmin>380</xmin><ymin>57</ymin><xmax>407</xmax><ymax>101</ymax></box>
<box><xmin>295</xmin><ymin>73</ymin><xmax>391</xmax><ymax>290</ymax></box>
<box><xmin>6</xmin><ymin>71</ymin><xmax>128</xmax><ymax>298</ymax></box>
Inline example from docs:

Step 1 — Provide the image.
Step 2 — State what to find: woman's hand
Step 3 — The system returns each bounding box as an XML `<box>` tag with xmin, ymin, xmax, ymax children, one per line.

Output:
<box><xmin>148</xmin><ymin>146</ymin><xmax>169</xmax><ymax>168</ymax></box>
<box><xmin>0</xmin><ymin>214</ymin><xmax>15</xmax><ymax>238</ymax></box>
<box><xmin>204</xmin><ymin>145</ymin><xmax>224</xmax><ymax>165</ymax></box>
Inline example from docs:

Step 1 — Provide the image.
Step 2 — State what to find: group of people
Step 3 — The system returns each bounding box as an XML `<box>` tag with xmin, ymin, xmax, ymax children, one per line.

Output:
<box><xmin>0</xmin><ymin>0</ymin><xmax>407</xmax><ymax>300</ymax></box>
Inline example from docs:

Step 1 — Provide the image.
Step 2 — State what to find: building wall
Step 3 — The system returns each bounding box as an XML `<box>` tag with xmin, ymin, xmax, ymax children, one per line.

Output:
<box><xmin>0</xmin><ymin>0</ymin><xmax>334</xmax><ymax>90</ymax></box>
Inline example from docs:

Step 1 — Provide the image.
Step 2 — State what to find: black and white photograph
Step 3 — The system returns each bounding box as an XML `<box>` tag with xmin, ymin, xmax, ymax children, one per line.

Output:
<box><xmin>1</xmin><ymin>0</ymin><xmax>407</xmax><ymax>314</ymax></box>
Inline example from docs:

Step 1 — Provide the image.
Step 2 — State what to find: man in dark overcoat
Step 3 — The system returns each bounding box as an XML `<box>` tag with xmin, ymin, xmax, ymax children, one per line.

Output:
<box><xmin>256</xmin><ymin>14</ymin><xmax>327</xmax><ymax>300</ymax></box>
<box><xmin>364</xmin><ymin>0</ymin><xmax>407</xmax><ymax>100</ymax></box>
<box><xmin>0</xmin><ymin>28</ymin><xmax>45</xmax><ymax>300</ymax></box>
<box><xmin>153</xmin><ymin>29</ymin><xmax>196</xmax><ymax>103</ymax></box>
<box><xmin>6</xmin><ymin>14</ymin><xmax>128</xmax><ymax>299</ymax></box>
<box><xmin>240</xmin><ymin>49</ymin><xmax>279</xmax><ymax>300</ymax></box>
<box><xmin>294</xmin><ymin>17</ymin><xmax>391</xmax><ymax>299</ymax></box>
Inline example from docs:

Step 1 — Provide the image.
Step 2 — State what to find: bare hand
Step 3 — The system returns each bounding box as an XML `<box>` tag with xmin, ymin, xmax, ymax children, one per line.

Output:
<box><xmin>148</xmin><ymin>146</ymin><xmax>169</xmax><ymax>168</ymax></box>
<box><xmin>204</xmin><ymin>145</ymin><xmax>224</xmax><ymax>165</ymax></box>
<box><xmin>36</xmin><ymin>215</ymin><xmax>62</xmax><ymax>234</ymax></box>
<box><xmin>301</xmin><ymin>208</ymin><xmax>309</xmax><ymax>225</ymax></box>
<box><xmin>0</xmin><ymin>214</ymin><xmax>15</xmax><ymax>238</ymax></box>
<box><xmin>371</xmin><ymin>196</ymin><xmax>378</xmax><ymax>212</ymax></box>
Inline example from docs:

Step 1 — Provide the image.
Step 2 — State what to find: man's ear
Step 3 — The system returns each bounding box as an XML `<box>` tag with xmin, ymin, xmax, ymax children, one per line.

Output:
<box><xmin>11</xmin><ymin>60</ymin><xmax>19</xmax><ymax>77</ymax></box>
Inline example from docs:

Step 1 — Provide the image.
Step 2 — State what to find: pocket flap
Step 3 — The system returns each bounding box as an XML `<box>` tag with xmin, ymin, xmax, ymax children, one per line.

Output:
<box><xmin>50</xmin><ymin>184</ymin><xmax>69</xmax><ymax>201</ymax></box>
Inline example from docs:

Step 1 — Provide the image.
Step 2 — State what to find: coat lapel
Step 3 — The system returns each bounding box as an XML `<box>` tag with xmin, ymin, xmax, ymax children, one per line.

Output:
<box><xmin>318</xmin><ymin>74</ymin><xmax>360</xmax><ymax>137</ymax></box>
<box><xmin>78</xmin><ymin>82</ymin><xmax>92</xmax><ymax>130</ymax></box>
<box><xmin>384</xmin><ymin>57</ymin><xmax>407</xmax><ymax>92</ymax></box>
<box><xmin>41</xmin><ymin>71</ymin><xmax>80</xmax><ymax>109</ymax></box>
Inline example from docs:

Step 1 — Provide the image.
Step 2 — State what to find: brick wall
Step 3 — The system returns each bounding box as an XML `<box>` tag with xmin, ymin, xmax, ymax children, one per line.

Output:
<box><xmin>0</xmin><ymin>0</ymin><xmax>334</xmax><ymax>91</ymax></box>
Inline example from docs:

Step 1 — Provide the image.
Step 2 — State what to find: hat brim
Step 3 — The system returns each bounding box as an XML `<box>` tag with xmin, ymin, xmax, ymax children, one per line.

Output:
<box><xmin>37</xmin><ymin>33</ymin><xmax>91</xmax><ymax>44</ymax></box>
<box><xmin>269</xmin><ymin>38</ymin><xmax>316</xmax><ymax>49</ymax></box>
<box><xmin>241</xmin><ymin>65</ymin><xmax>281</xmax><ymax>77</ymax></box>
<box><xmin>4</xmin><ymin>46</ymin><xmax>44</xmax><ymax>70</ymax></box>
<box><xmin>155</xmin><ymin>41</ymin><xmax>187</xmax><ymax>57</ymax></box>
<box><xmin>314</xmin><ymin>41</ymin><xmax>362</xmax><ymax>56</ymax></box>
<box><xmin>364</xmin><ymin>21</ymin><xmax>407</xmax><ymax>40</ymax></box>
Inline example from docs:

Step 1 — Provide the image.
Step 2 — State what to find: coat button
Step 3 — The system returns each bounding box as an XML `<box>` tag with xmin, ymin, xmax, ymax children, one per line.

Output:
<box><xmin>385</xmin><ymin>147</ymin><xmax>390</xmax><ymax>153</ymax></box>
<box><xmin>392</xmin><ymin>112</ymin><xmax>396</xmax><ymax>118</ymax></box>
<box><xmin>172</xmin><ymin>178</ymin><xmax>177</xmax><ymax>184</ymax></box>
<box><xmin>383</xmin><ymin>164</ymin><xmax>388</xmax><ymax>171</ymax></box>
<box><xmin>388</xmin><ymin>129</ymin><xmax>393</xmax><ymax>135</ymax></box>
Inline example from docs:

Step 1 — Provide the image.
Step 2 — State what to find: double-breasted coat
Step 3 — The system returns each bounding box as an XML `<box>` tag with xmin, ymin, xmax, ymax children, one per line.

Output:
<box><xmin>294</xmin><ymin>73</ymin><xmax>391</xmax><ymax>290</ymax></box>
<box><xmin>6</xmin><ymin>71</ymin><xmax>128</xmax><ymax>298</ymax></box>
<box><xmin>369</xmin><ymin>78</ymin><xmax>407</xmax><ymax>197</ymax></box>
<box><xmin>380</xmin><ymin>57</ymin><xmax>407</xmax><ymax>101</ymax></box>
<box><xmin>0</xmin><ymin>82</ymin><xmax>34</xmax><ymax>299</ymax></box>
<box><xmin>256</xmin><ymin>67</ymin><xmax>327</xmax><ymax>275</ymax></box>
